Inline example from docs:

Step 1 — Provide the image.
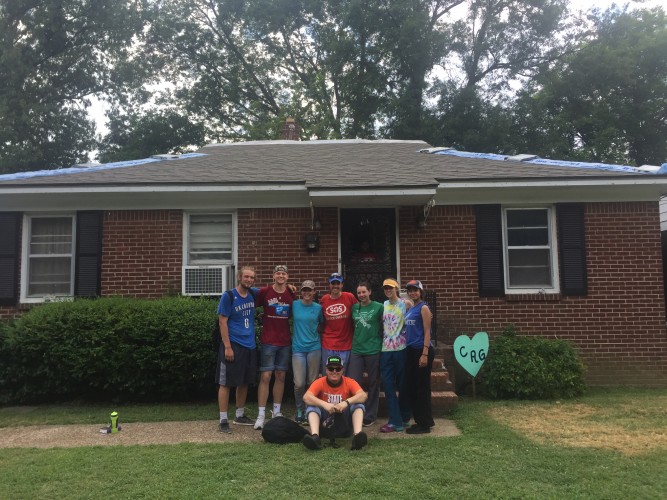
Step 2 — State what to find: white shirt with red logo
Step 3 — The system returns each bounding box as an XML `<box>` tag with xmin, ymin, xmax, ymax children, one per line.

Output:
<box><xmin>319</xmin><ymin>292</ymin><xmax>358</xmax><ymax>350</ymax></box>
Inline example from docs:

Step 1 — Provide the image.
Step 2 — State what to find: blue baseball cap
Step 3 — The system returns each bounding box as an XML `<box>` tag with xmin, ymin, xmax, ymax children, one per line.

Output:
<box><xmin>328</xmin><ymin>272</ymin><xmax>344</xmax><ymax>283</ymax></box>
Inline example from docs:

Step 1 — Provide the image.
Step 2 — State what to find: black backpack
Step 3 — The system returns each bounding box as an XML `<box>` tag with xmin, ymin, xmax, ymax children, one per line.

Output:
<box><xmin>261</xmin><ymin>416</ymin><xmax>308</xmax><ymax>444</ymax></box>
<box><xmin>211</xmin><ymin>288</ymin><xmax>256</xmax><ymax>351</ymax></box>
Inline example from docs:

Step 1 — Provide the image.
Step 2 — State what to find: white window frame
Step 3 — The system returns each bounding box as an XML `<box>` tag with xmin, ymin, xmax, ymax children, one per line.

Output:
<box><xmin>183</xmin><ymin>211</ymin><xmax>237</xmax><ymax>266</ymax></box>
<box><xmin>20</xmin><ymin>213</ymin><xmax>76</xmax><ymax>303</ymax></box>
<box><xmin>182</xmin><ymin>212</ymin><xmax>237</xmax><ymax>296</ymax></box>
<box><xmin>502</xmin><ymin>206</ymin><xmax>560</xmax><ymax>294</ymax></box>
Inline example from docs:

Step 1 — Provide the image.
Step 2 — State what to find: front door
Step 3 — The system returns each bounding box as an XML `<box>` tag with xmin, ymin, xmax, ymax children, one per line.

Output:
<box><xmin>340</xmin><ymin>208</ymin><xmax>397</xmax><ymax>303</ymax></box>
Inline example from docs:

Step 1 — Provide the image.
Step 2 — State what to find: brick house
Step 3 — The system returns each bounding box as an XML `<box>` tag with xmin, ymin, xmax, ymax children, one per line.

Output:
<box><xmin>1</xmin><ymin>139</ymin><xmax>667</xmax><ymax>386</ymax></box>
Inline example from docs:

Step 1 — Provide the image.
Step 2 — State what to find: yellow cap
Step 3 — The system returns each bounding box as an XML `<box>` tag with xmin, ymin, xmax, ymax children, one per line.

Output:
<box><xmin>383</xmin><ymin>279</ymin><xmax>400</xmax><ymax>289</ymax></box>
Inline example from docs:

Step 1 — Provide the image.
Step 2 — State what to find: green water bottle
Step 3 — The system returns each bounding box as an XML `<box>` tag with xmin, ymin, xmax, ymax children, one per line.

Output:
<box><xmin>110</xmin><ymin>411</ymin><xmax>119</xmax><ymax>433</ymax></box>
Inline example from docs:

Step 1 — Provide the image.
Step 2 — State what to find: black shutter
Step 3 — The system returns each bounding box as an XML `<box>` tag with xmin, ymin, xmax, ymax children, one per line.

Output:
<box><xmin>557</xmin><ymin>203</ymin><xmax>587</xmax><ymax>296</ymax></box>
<box><xmin>75</xmin><ymin>211</ymin><xmax>103</xmax><ymax>297</ymax></box>
<box><xmin>475</xmin><ymin>205</ymin><xmax>505</xmax><ymax>297</ymax></box>
<box><xmin>0</xmin><ymin>213</ymin><xmax>21</xmax><ymax>306</ymax></box>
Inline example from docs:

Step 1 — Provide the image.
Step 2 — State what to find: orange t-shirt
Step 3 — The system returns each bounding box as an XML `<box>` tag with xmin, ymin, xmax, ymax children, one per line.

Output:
<box><xmin>306</xmin><ymin>376</ymin><xmax>363</xmax><ymax>405</ymax></box>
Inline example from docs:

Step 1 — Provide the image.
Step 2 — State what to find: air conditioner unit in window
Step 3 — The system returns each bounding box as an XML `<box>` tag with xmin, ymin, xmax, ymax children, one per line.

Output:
<box><xmin>182</xmin><ymin>266</ymin><xmax>231</xmax><ymax>296</ymax></box>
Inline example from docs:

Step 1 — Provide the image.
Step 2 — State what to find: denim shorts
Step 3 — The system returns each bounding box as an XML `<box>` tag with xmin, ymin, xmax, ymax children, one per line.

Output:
<box><xmin>259</xmin><ymin>344</ymin><xmax>291</xmax><ymax>372</ymax></box>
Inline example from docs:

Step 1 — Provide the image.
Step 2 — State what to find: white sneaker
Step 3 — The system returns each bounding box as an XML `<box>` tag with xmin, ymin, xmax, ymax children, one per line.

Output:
<box><xmin>271</xmin><ymin>411</ymin><xmax>283</xmax><ymax>418</ymax></box>
<box><xmin>254</xmin><ymin>415</ymin><xmax>265</xmax><ymax>430</ymax></box>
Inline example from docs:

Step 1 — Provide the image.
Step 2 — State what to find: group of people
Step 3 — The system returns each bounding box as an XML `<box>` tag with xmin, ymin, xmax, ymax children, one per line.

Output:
<box><xmin>215</xmin><ymin>265</ymin><xmax>435</xmax><ymax>451</ymax></box>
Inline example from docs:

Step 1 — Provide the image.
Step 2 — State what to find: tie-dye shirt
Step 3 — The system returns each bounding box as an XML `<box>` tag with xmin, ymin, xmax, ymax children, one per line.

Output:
<box><xmin>382</xmin><ymin>299</ymin><xmax>408</xmax><ymax>352</ymax></box>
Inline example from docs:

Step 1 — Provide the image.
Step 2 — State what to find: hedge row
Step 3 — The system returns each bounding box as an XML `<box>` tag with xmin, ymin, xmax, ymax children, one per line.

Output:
<box><xmin>480</xmin><ymin>325</ymin><xmax>586</xmax><ymax>399</ymax></box>
<box><xmin>0</xmin><ymin>297</ymin><xmax>222</xmax><ymax>404</ymax></box>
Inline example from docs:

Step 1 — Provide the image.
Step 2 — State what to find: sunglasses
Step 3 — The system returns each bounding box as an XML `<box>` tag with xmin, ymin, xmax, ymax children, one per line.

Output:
<box><xmin>383</xmin><ymin>285</ymin><xmax>395</xmax><ymax>290</ymax></box>
<box><xmin>301</xmin><ymin>288</ymin><xmax>313</xmax><ymax>292</ymax></box>
<box><xmin>326</xmin><ymin>366</ymin><xmax>343</xmax><ymax>372</ymax></box>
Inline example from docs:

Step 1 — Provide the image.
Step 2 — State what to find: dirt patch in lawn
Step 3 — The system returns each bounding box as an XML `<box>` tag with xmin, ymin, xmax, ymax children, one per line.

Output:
<box><xmin>0</xmin><ymin>418</ymin><xmax>460</xmax><ymax>449</ymax></box>
<box><xmin>489</xmin><ymin>403</ymin><xmax>667</xmax><ymax>456</ymax></box>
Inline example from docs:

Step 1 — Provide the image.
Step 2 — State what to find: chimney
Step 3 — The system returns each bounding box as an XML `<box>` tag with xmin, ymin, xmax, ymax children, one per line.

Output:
<box><xmin>281</xmin><ymin>117</ymin><xmax>300</xmax><ymax>141</ymax></box>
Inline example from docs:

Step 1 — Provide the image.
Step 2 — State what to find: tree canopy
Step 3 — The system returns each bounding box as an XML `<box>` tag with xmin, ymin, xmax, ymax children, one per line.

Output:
<box><xmin>0</xmin><ymin>1</ymin><xmax>665</xmax><ymax>172</ymax></box>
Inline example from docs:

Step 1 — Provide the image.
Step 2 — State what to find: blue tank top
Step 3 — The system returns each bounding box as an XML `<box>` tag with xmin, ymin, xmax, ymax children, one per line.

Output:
<box><xmin>405</xmin><ymin>302</ymin><xmax>432</xmax><ymax>349</ymax></box>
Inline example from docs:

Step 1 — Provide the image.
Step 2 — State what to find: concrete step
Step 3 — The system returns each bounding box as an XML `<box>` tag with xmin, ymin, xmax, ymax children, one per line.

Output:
<box><xmin>377</xmin><ymin>390</ymin><xmax>458</xmax><ymax>417</ymax></box>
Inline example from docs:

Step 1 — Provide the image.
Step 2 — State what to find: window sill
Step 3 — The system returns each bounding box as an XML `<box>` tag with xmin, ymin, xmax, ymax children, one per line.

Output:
<box><xmin>505</xmin><ymin>293</ymin><xmax>561</xmax><ymax>302</ymax></box>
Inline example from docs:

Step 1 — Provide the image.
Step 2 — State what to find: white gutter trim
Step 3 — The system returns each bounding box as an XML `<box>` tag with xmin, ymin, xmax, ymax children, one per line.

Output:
<box><xmin>0</xmin><ymin>184</ymin><xmax>308</xmax><ymax>195</ymax></box>
<box><xmin>309</xmin><ymin>188</ymin><xmax>437</xmax><ymax>197</ymax></box>
<box><xmin>438</xmin><ymin>178</ymin><xmax>667</xmax><ymax>189</ymax></box>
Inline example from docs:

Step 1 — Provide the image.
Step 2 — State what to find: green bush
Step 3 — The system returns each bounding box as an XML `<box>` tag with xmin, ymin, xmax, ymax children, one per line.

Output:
<box><xmin>0</xmin><ymin>297</ymin><xmax>222</xmax><ymax>404</ymax></box>
<box><xmin>480</xmin><ymin>325</ymin><xmax>586</xmax><ymax>399</ymax></box>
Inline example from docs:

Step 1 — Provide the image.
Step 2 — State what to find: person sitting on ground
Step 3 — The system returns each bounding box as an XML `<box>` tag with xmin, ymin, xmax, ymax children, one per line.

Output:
<box><xmin>302</xmin><ymin>355</ymin><xmax>369</xmax><ymax>451</ymax></box>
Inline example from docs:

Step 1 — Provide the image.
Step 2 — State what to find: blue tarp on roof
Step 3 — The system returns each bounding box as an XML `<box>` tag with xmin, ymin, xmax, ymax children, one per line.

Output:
<box><xmin>433</xmin><ymin>150</ymin><xmax>508</xmax><ymax>161</ymax></box>
<box><xmin>526</xmin><ymin>158</ymin><xmax>641</xmax><ymax>173</ymax></box>
<box><xmin>0</xmin><ymin>153</ymin><xmax>208</xmax><ymax>181</ymax></box>
<box><xmin>431</xmin><ymin>148</ymin><xmax>662</xmax><ymax>174</ymax></box>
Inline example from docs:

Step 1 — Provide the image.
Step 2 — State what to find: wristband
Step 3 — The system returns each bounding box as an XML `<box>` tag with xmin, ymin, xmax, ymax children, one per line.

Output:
<box><xmin>345</xmin><ymin>400</ymin><xmax>350</xmax><ymax>407</ymax></box>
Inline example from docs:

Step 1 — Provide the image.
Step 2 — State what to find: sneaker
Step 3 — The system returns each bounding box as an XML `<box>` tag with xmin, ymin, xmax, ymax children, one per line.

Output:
<box><xmin>295</xmin><ymin>412</ymin><xmax>307</xmax><ymax>424</ymax></box>
<box><xmin>362</xmin><ymin>419</ymin><xmax>375</xmax><ymax>427</ymax></box>
<box><xmin>302</xmin><ymin>433</ymin><xmax>322</xmax><ymax>451</ymax></box>
<box><xmin>233</xmin><ymin>415</ymin><xmax>254</xmax><ymax>426</ymax></box>
<box><xmin>403</xmin><ymin>421</ymin><xmax>411</xmax><ymax>430</ymax></box>
<box><xmin>271</xmin><ymin>411</ymin><xmax>283</xmax><ymax>418</ymax></box>
<box><xmin>380</xmin><ymin>423</ymin><xmax>402</xmax><ymax>433</ymax></box>
<box><xmin>253</xmin><ymin>415</ymin><xmax>265</xmax><ymax>430</ymax></box>
<box><xmin>406</xmin><ymin>425</ymin><xmax>431</xmax><ymax>435</ymax></box>
<box><xmin>218</xmin><ymin>420</ymin><xmax>232</xmax><ymax>434</ymax></box>
<box><xmin>351</xmin><ymin>431</ymin><xmax>368</xmax><ymax>451</ymax></box>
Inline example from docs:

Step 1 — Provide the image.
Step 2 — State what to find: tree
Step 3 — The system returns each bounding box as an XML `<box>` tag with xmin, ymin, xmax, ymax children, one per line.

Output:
<box><xmin>509</xmin><ymin>7</ymin><xmax>667</xmax><ymax>166</ymax></box>
<box><xmin>429</xmin><ymin>0</ymin><xmax>573</xmax><ymax>151</ymax></box>
<box><xmin>97</xmin><ymin>109</ymin><xmax>207</xmax><ymax>163</ymax></box>
<box><xmin>0</xmin><ymin>0</ymin><xmax>150</xmax><ymax>173</ymax></box>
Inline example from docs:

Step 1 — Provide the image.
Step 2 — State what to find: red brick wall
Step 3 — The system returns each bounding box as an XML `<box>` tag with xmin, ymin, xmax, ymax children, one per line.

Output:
<box><xmin>236</xmin><ymin>207</ymin><xmax>339</xmax><ymax>290</ymax></box>
<box><xmin>102</xmin><ymin>210</ymin><xmax>183</xmax><ymax>297</ymax></box>
<box><xmin>399</xmin><ymin>203</ymin><xmax>667</xmax><ymax>386</ymax></box>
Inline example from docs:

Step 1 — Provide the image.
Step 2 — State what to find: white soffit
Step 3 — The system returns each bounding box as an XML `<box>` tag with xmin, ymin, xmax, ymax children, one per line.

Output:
<box><xmin>308</xmin><ymin>188</ymin><xmax>437</xmax><ymax>207</ymax></box>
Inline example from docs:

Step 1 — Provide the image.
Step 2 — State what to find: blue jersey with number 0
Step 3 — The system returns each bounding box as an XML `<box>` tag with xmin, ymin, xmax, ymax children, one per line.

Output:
<box><xmin>218</xmin><ymin>288</ymin><xmax>257</xmax><ymax>349</ymax></box>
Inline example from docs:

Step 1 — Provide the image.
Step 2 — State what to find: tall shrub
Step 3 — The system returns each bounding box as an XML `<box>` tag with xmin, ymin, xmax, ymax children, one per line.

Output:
<box><xmin>0</xmin><ymin>297</ymin><xmax>219</xmax><ymax>404</ymax></box>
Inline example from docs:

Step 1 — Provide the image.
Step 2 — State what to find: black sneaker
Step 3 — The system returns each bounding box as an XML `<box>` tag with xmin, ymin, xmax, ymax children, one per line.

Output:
<box><xmin>233</xmin><ymin>415</ymin><xmax>254</xmax><ymax>426</ymax></box>
<box><xmin>218</xmin><ymin>420</ymin><xmax>232</xmax><ymax>434</ymax></box>
<box><xmin>406</xmin><ymin>425</ymin><xmax>431</xmax><ymax>435</ymax></box>
<box><xmin>302</xmin><ymin>434</ymin><xmax>322</xmax><ymax>451</ymax></box>
<box><xmin>362</xmin><ymin>419</ymin><xmax>375</xmax><ymax>427</ymax></box>
<box><xmin>351</xmin><ymin>431</ymin><xmax>368</xmax><ymax>451</ymax></box>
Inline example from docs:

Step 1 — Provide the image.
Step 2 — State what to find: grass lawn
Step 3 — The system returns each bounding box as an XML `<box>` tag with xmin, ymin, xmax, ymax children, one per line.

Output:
<box><xmin>1</xmin><ymin>388</ymin><xmax>666</xmax><ymax>499</ymax></box>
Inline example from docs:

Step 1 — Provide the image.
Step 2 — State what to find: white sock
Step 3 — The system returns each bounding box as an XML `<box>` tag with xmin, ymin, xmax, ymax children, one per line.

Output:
<box><xmin>258</xmin><ymin>407</ymin><xmax>266</xmax><ymax>418</ymax></box>
<box><xmin>219</xmin><ymin>412</ymin><xmax>228</xmax><ymax>422</ymax></box>
<box><xmin>236</xmin><ymin>407</ymin><xmax>244</xmax><ymax>418</ymax></box>
<box><xmin>273</xmin><ymin>403</ymin><xmax>281</xmax><ymax>414</ymax></box>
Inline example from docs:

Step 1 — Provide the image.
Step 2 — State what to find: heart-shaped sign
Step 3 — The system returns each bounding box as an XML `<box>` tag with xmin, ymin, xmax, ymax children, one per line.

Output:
<box><xmin>454</xmin><ymin>332</ymin><xmax>489</xmax><ymax>377</ymax></box>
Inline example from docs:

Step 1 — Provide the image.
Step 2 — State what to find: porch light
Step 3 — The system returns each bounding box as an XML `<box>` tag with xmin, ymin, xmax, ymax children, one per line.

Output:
<box><xmin>305</xmin><ymin>232</ymin><xmax>320</xmax><ymax>252</ymax></box>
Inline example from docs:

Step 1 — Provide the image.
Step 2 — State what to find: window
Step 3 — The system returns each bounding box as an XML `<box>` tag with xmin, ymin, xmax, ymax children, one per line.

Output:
<box><xmin>502</xmin><ymin>207</ymin><xmax>559</xmax><ymax>292</ymax></box>
<box><xmin>476</xmin><ymin>204</ymin><xmax>586</xmax><ymax>297</ymax></box>
<box><xmin>185</xmin><ymin>213</ymin><xmax>234</xmax><ymax>265</ymax></box>
<box><xmin>22</xmin><ymin>215</ymin><xmax>76</xmax><ymax>301</ymax></box>
<box><xmin>182</xmin><ymin>213</ymin><xmax>235</xmax><ymax>296</ymax></box>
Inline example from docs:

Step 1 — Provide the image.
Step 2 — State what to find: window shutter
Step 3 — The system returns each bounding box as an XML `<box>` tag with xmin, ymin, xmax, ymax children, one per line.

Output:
<box><xmin>475</xmin><ymin>205</ymin><xmax>505</xmax><ymax>297</ymax></box>
<box><xmin>557</xmin><ymin>203</ymin><xmax>587</xmax><ymax>296</ymax></box>
<box><xmin>0</xmin><ymin>213</ymin><xmax>20</xmax><ymax>305</ymax></box>
<box><xmin>75</xmin><ymin>211</ymin><xmax>103</xmax><ymax>297</ymax></box>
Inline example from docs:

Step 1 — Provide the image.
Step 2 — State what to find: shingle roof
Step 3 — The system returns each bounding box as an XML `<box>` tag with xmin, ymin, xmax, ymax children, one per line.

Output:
<box><xmin>0</xmin><ymin>139</ymin><xmax>651</xmax><ymax>190</ymax></box>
